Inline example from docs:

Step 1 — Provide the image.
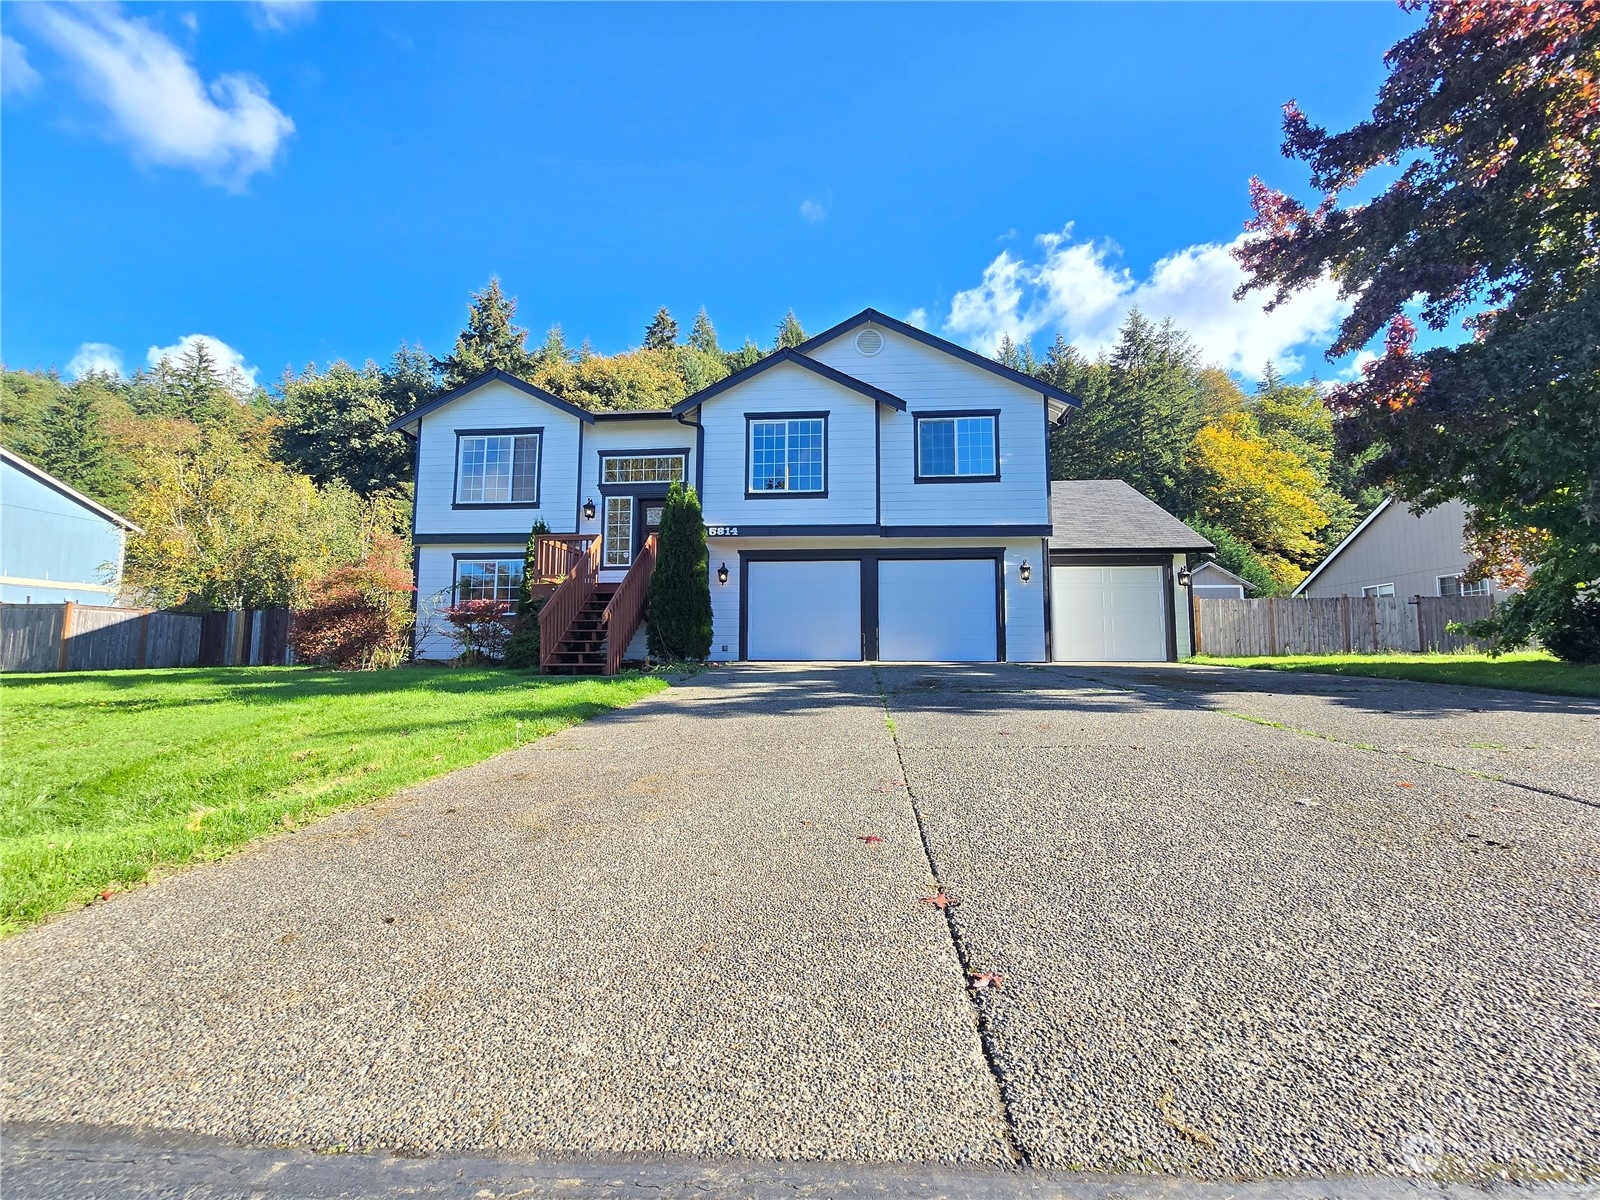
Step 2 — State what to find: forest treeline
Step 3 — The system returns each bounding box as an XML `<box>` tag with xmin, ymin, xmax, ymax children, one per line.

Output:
<box><xmin>0</xmin><ymin>278</ymin><xmax>1375</xmax><ymax>608</ymax></box>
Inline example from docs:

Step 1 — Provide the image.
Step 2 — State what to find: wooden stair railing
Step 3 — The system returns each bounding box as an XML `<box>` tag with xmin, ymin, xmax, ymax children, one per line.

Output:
<box><xmin>533</xmin><ymin>534</ymin><xmax>593</xmax><ymax>584</ymax></box>
<box><xmin>538</xmin><ymin>534</ymin><xmax>602</xmax><ymax>672</ymax></box>
<box><xmin>601</xmin><ymin>532</ymin><xmax>658</xmax><ymax>675</ymax></box>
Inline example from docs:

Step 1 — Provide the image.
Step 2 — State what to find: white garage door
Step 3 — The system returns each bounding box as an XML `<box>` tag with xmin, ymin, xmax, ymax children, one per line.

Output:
<box><xmin>746</xmin><ymin>559</ymin><xmax>862</xmax><ymax>660</ymax></box>
<box><xmin>879</xmin><ymin>558</ymin><xmax>998</xmax><ymax>662</ymax></box>
<box><xmin>1051</xmin><ymin>564</ymin><xmax>1168</xmax><ymax>661</ymax></box>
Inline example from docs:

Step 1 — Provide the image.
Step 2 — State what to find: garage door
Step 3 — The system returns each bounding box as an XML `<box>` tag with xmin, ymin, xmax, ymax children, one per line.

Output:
<box><xmin>1051</xmin><ymin>564</ymin><xmax>1168</xmax><ymax>661</ymax></box>
<box><xmin>879</xmin><ymin>558</ymin><xmax>998</xmax><ymax>662</ymax></box>
<box><xmin>746</xmin><ymin>559</ymin><xmax>862</xmax><ymax>660</ymax></box>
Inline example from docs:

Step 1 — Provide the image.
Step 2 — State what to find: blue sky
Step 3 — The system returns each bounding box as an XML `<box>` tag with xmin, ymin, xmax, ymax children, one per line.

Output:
<box><xmin>2</xmin><ymin>2</ymin><xmax>1419</xmax><ymax>392</ymax></box>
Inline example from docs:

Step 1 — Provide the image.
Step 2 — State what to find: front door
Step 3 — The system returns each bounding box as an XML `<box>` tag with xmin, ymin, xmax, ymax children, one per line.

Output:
<box><xmin>638</xmin><ymin>499</ymin><xmax>665</xmax><ymax>553</ymax></box>
<box><xmin>603</xmin><ymin>494</ymin><xmax>667</xmax><ymax>567</ymax></box>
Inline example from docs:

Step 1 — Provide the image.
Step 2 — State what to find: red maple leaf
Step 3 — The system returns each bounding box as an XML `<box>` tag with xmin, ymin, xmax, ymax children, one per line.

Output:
<box><xmin>858</xmin><ymin>834</ymin><xmax>884</xmax><ymax>845</ymax></box>
<box><xmin>970</xmin><ymin>970</ymin><xmax>1004</xmax><ymax>991</ymax></box>
<box><xmin>1397</xmin><ymin>781</ymin><xmax>1416</xmax><ymax>789</ymax></box>
<box><xmin>99</xmin><ymin>890</ymin><xmax>115</xmax><ymax>901</ymax></box>
<box><xmin>921</xmin><ymin>891</ymin><xmax>957</xmax><ymax>910</ymax></box>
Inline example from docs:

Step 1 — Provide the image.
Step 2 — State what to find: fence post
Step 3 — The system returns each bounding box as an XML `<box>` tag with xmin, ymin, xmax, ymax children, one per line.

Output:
<box><xmin>1416</xmin><ymin>596</ymin><xmax>1426</xmax><ymax>653</ymax></box>
<box><xmin>1340</xmin><ymin>595</ymin><xmax>1351</xmax><ymax>653</ymax></box>
<box><xmin>56</xmin><ymin>601</ymin><xmax>75</xmax><ymax>672</ymax></box>
<box><xmin>136</xmin><ymin>610</ymin><xmax>151</xmax><ymax>668</ymax></box>
<box><xmin>1267</xmin><ymin>597</ymin><xmax>1278</xmax><ymax>656</ymax></box>
<box><xmin>1191</xmin><ymin>591</ymin><xmax>1202</xmax><ymax>656</ymax></box>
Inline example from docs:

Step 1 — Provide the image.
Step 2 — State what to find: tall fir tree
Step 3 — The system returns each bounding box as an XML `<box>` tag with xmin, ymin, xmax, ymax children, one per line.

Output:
<box><xmin>645</xmin><ymin>481</ymin><xmax>713</xmax><ymax>661</ymax></box>
<box><xmin>434</xmin><ymin>278</ymin><xmax>538</xmax><ymax>386</ymax></box>
<box><xmin>725</xmin><ymin>338</ymin><xmax>763</xmax><ymax>373</ymax></box>
<box><xmin>35</xmin><ymin>387</ymin><xmax>124</xmax><ymax>508</ymax></box>
<box><xmin>643</xmin><ymin>307</ymin><xmax>679</xmax><ymax>350</ymax></box>
<box><xmin>687</xmin><ymin>308</ymin><xmax>721</xmax><ymax>356</ymax></box>
<box><xmin>773</xmin><ymin>310</ymin><xmax>806</xmax><ymax>350</ymax></box>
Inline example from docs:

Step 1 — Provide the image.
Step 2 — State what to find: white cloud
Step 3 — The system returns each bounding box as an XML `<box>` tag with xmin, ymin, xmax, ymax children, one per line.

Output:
<box><xmin>23</xmin><ymin>4</ymin><xmax>294</xmax><ymax>189</ymax></box>
<box><xmin>250</xmin><ymin>1</ymin><xmax>317</xmax><ymax>33</ymax></box>
<box><xmin>904</xmin><ymin>307</ymin><xmax>929</xmax><ymax>330</ymax></box>
<box><xmin>941</xmin><ymin>224</ymin><xmax>1350</xmax><ymax>380</ymax></box>
<box><xmin>147</xmin><ymin>333</ymin><xmax>258</xmax><ymax>394</ymax></box>
<box><xmin>2</xmin><ymin>35</ymin><xmax>42</xmax><ymax>97</ymax></box>
<box><xmin>67</xmin><ymin>343</ymin><xmax>126</xmax><ymax>379</ymax></box>
<box><xmin>799</xmin><ymin>198</ymin><xmax>826</xmax><ymax>224</ymax></box>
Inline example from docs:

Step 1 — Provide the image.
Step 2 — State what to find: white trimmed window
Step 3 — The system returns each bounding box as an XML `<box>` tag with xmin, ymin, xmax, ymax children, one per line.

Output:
<box><xmin>601</xmin><ymin>454</ymin><xmax>685</xmax><ymax>484</ymax></box>
<box><xmin>456</xmin><ymin>558</ymin><xmax>523</xmax><ymax>603</ymax></box>
<box><xmin>604</xmin><ymin>496</ymin><xmax>634</xmax><ymax>566</ymax></box>
<box><xmin>916</xmin><ymin>413</ymin><xmax>998</xmax><ymax>479</ymax></box>
<box><xmin>1439</xmin><ymin>575</ymin><xmax>1490</xmax><ymax>597</ymax></box>
<box><xmin>1361</xmin><ymin>583</ymin><xmax>1396</xmax><ymax>597</ymax></box>
<box><xmin>457</xmin><ymin>432</ymin><xmax>540</xmax><ymax>504</ymax></box>
<box><xmin>749</xmin><ymin>417</ymin><xmax>825</xmax><ymax>493</ymax></box>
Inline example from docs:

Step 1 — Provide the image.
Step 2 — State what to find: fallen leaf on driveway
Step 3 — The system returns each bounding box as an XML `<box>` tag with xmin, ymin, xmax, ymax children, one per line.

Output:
<box><xmin>969</xmin><ymin>970</ymin><xmax>1004</xmax><ymax>991</ymax></box>
<box><xmin>921</xmin><ymin>892</ymin><xmax>957</xmax><ymax>910</ymax></box>
<box><xmin>858</xmin><ymin>834</ymin><xmax>883</xmax><ymax>845</ymax></box>
<box><xmin>1397</xmin><ymin>782</ymin><xmax>1415</xmax><ymax>789</ymax></box>
<box><xmin>1156</xmin><ymin>1088</ymin><xmax>1218</xmax><ymax>1150</ymax></box>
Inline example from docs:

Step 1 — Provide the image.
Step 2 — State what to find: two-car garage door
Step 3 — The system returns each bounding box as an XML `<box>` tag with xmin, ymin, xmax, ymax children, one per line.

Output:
<box><xmin>744</xmin><ymin>557</ymin><xmax>999</xmax><ymax>661</ymax></box>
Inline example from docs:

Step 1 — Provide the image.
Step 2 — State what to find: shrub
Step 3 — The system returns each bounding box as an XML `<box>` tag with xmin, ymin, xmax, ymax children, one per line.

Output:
<box><xmin>646</xmin><ymin>481</ymin><xmax>712</xmax><ymax>661</ymax></box>
<box><xmin>502</xmin><ymin>597</ymin><xmax>546</xmax><ymax>669</ymax></box>
<box><xmin>441</xmin><ymin>599</ymin><xmax>516</xmax><ymax>663</ymax></box>
<box><xmin>289</xmin><ymin>533</ymin><xmax>413</xmax><ymax>669</ymax></box>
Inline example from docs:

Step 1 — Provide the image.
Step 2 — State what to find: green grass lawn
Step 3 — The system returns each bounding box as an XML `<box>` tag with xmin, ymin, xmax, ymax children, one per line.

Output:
<box><xmin>0</xmin><ymin>666</ymin><xmax>668</xmax><ymax>934</ymax></box>
<box><xmin>1190</xmin><ymin>650</ymin><xmax>1600</xmax><ymax>698</ymax></box>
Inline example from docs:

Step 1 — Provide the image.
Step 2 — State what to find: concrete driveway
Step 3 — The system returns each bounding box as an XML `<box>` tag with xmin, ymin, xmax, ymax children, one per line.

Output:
<box><xmin>4</xmin><ymin>663</ymin><xmax>1598</xmax><ymax>1193</ymax></box>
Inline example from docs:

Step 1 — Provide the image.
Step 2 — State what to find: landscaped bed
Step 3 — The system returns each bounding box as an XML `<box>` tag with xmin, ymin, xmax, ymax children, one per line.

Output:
<box><xmin>0</xmin><ymin>666</ymin><xmax>668</xmax><ymax>933</ymax></box>
<box><xmin>1190</xmin><ymin>650</ymin><xmax>1600</xmax><ymax>698</ymax></box>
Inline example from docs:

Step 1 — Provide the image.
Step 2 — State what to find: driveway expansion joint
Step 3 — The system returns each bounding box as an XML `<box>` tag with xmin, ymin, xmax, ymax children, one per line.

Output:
<box><xmin>872</xmin><ymin>667</ymin><xmax>1029</xmax><ymax>1169</ymax></box>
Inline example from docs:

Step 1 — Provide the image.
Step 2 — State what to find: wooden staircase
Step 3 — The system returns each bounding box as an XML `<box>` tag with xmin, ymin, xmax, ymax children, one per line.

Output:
<box><xmin>543</xmin><ymin>583</ymin><xmax>617</xmax><ymax>674</ymax></box>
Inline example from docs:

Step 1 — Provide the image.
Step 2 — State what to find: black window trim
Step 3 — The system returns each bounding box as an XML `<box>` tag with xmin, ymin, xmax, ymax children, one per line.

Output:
<box><xmin>596</xmin><ymin>445</ymin><xmax>691</xmax><ymax>495</ymax></box>
<box><xmin>912</xmin><ymin>409</ymin><xmax>1002</xmax><ymax>484</ymax></box>
<box><xmin>744</xmin><ymin>410</ymin><xmax>830</xmax><ymax>500</ymax></box>
<box><xmin>452</xmin><ymin>426</ymin><xmax>544</xmax><ymax>510</ymax></box>
<box><xmin>450</xmin><ymin>552</ymin><xmax>525</xmax><ymax>604</ymax></box>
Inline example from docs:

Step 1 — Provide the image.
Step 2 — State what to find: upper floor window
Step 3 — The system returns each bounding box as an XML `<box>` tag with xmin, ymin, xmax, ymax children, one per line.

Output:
<box><xmin>456</xmin><ymin>430</ymin><xmax>540</xmax><ymax>506</ymax></box>
<box><xmin>748</xmin><ymin>414</ymin><xmax>826</xmax><ymax>495</ymax></box>
<box><xmin>916</xmin><ymin>412</ymin><xmax>998</xmax><ymax>481</ymax></box>
<box><xmin>602</xmin><ymin>453</ymin><xmax>686</xmax><ymax>485</ymax></box>
<box><xmin>455</xmin><ymin>557</ymin><xmax>523</xmax><ymax>604</ymax></box>
<box><xmin>1439</xmin><ymin>574</ymin><xmax>1490</xmax><ymax>597</ymax></box>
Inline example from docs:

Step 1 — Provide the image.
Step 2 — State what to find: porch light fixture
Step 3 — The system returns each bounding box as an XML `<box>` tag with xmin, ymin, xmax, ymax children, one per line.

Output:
<box><xmin>1177</xmin><ymin>565</ymin><xmax>1193</xmax><ymax>588</ymax></box>
<box><xmin>717</xmin><ymin>562</ymin><xmax>729</xmax><ymax>586</ymax></box>
<box><xmin>1019</xmin><ymin>560</ymin><xmax>1032</xmax><ymax>584</ymax></box>
<box><xmin>583</xmin><ymin>497</ymin><xmax>596</xmax><ymax>521</ymax></box>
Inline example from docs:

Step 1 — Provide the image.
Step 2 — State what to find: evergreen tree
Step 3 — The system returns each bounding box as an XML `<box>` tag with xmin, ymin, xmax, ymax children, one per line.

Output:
<box><xmin>725</xmin><ymin>338</ymin><xmax>763</xmax><ymax>373</ymax></box>
<box><xmin>503</xmin><ymin>517</ymin><xmax>551</xmax><ymax>668</ymax></box>
<box><xmin>275</xmin><ymin>359</ymin><xmax>415</xmax><ymax>497</ymax></box>
<box><xmin>35</xmin><ymin>387</ymin><xmax>124</xmax><ymax>508</ymax></box>
<box><xmin>536</xmin><ymin>324</ymin><xmax>576</xmax><ymax>367</ymax></box>
<box><xmin>996</xmin><ymin>335</ymin><xmax>1037</xmax><ymax>374</ymax></box>
<box><xmin>645</xmin><ymin>481</ymin><xmax>712</xmax><ymax>661</ymax></box>
<box><xmin>174</xmin><ymin>341</ymin><xmax>236</xmax><ymax>426</ymax></box>
<box><xmin>643</xmin><ymin>307</ymin><xmax>679</xmax><ymax>350</ymax></box>
<box><xmin>434</xmin><ymin>278</ymin><xmax>538</xmax><ymax>386</ymax></box>
<box><xmin>379</xmin><ymin>342</ymin><xmax>440</xmax><ymax>417</ymax></box>
<box><xmin>774</xmin><ymin>310</ymin><xmax>806</xmax><ymax>350</ymax></box>
<box><xmin>1184</xmin><ymin>519</ymin><xmax>1281</xmax><ymax>597</ymax></box>
<box><xmin>687</xmin><ymin>308</ymin><xmax>721</xmax><ymax>356</ymax></box>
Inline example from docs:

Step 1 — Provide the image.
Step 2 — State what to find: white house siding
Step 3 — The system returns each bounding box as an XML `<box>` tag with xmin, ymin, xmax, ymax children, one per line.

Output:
<box><xmin>412</xmin><ymin>380</ymin><xmax>585</xmax><ymax>540</ymax></box>
<box><xmin>706</xmin><ymin>535</ymin><xmax>1047</xmax><ymax>663</ymax></box>
<box><xmin>695</xmin><ymin>362</ymin><xmax>878</xmax><ymax>529</ymax></box>
<box><xmin>1299</xmin><ymin>499</ymin><xmax>1503</xmax><ymax>600</ymax></box>
<box><xmin>1170</xmin><ymin>553</ymin><xmax>1194</xmax><ymax>656</ymax></box>
<box><xmin>414</xmin><ymin>542</ymin><xmax>530</xmax><ymax>659</ymax></box>
<box><xmin>806</xmin><ymin>324</ymin><xmax>1051</xmax><ymax>530</ymax></box>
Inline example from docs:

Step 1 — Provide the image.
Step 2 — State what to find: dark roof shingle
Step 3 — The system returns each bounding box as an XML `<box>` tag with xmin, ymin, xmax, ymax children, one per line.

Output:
<box><xmin>1049</xmin><ymin>480</ymin><xmax>1214</xmax><ymax>552</ymax></box>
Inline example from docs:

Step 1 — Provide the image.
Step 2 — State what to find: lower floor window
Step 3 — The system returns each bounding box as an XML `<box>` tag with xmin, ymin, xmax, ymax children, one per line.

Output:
<box><xmin>1439</xmin><ymin>574</ymin><xmax>1490</xmax><ymax>597</ymax></box>
<box><xmin>1361</xmin><ymin>583</ymin><xmax>1396</xmax><ymax>598</ymax></box>
<box><xmin>605</xmin><ymin>495</ymin><xmax>634</xmax><ymax>566</ymax></box>
<box><xmin>456</xmin><ymin>558</ymin><xmax>523</xmax><ymax>603</ymax></box>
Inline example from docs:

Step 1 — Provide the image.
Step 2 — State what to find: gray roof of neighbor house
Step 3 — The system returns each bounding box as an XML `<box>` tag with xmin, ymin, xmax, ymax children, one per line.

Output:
<box><xmin>1048</xmin><ymin>480</ymin><xmax>1214</xmax><ymax>553</ymax></box>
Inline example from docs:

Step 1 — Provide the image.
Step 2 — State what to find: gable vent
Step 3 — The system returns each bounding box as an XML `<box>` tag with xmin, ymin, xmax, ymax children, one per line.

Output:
<box><xmin>854</xmin><ymin>328</ymin><xmax>884</xmax><ymax>356</ymax></box>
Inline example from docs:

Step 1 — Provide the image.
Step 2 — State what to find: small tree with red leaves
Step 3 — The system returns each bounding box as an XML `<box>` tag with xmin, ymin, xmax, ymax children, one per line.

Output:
<box><xmin>289</xmin><ymin>533</ymin><xmax>414</xmax><ymax>669</ymax></box>
<box><xmin>440</xmin><ymin>599</ymin><xmax>516</xmax><ymax>664</ymax></box>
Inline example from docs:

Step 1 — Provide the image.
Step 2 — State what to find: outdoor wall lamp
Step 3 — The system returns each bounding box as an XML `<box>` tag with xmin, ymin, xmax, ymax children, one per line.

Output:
<box><xmin>717</xmin><ymin>563</ymin><xmax>729</xmax><ymax>586</ymax></box>
<box><xmin>1177</xmin><ymin>565</ymin><xmax>1193</xmax><ymax>588</ymax></box>
<box><xmin>583</xmin><ymin>498</ymin><xmax>596</xmax><ymax>521</ymax></box>
<box><xmin>1019</xmin><ymin>560</ymin><xmax>1032</xmax><ymax>584</ymax></box>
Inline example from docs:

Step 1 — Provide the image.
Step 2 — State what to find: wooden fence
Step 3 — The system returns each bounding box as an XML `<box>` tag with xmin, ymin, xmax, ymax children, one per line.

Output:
<box><xmin>0</xmin><ymin>603</ymin><xmax>292</xmax><ymax>673</ymax></box>
<box><xmin>1195</xmin><ymin>594</ymin><xmax>1496</xmax><ymax>658</ymax></box>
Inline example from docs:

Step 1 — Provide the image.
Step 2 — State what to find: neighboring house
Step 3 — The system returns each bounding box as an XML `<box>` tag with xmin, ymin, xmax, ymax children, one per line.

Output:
<box><xmin>1188</xmin><ymin>560</ymin><xmax>1256</xmax><ymax>601</ymax></box>
<box><xmin>1292</xmin><ymin>497</ymin><xmax>1504</xmax><ymax>601</ymax></box>
<box><xmin>1047</xmin><ymin>480</ymin><xmax>1214</xmax><ymax>661</ymax></box>
<box><xmin>0</xmin><ymin>446</ymin><xmax>140</xmax><ymax>605</ymax></box>
<box><xmin>393</xmin><ymin>308</ymin><xmax>1211</xmax><ymax>668</ymax></box>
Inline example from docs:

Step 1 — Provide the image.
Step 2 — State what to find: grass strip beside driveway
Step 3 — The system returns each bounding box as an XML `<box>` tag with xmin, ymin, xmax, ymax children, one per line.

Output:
<box><xmin>1190</xmin><ymin>650</ymin><xmax>1599</xmax><ymax>698</ymax></box>
<box><xmin>0</xmin><ymin>666</ymin><xmax>667</xmax><ymax>933</ymax></box>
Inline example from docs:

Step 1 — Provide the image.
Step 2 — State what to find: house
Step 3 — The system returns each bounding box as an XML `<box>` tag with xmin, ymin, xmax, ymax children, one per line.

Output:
<box><xmin>0</xmin><ymin>445</ymin><xmax>140</xmax><ymax>605</ymax></box>
<box><xmin>392</xmin><ymin>309</ymin><xmax>1212</xmax><ymax>669</ymax></box>
<box><xmin>1188</xmin><ymin>560</ymin><xmax>1255</xmax><ymax>601</ymax></box>
<box><xmin>1046</xmin><ymin>480</ymin><xmax>1214</xmax><ymax>661</ymax></box>
<box><xmin>1292</xmin><ymin>497</ymin><xmax>1504</xmax><ymax>601</ymax></box>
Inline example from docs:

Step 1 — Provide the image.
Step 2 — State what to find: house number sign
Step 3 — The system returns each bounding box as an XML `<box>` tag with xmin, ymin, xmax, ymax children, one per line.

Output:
<box><xmin>705</xmin><ymin>526</ymin><xmax>740</xmax><ymax>537</ymax></box>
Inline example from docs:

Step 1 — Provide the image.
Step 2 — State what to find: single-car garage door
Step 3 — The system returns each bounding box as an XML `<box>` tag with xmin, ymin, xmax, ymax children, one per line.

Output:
<box><xmin>745</xmin><ymin>559</ymin><xmax>862</xmax><ymax>660</ymax></box>
<box><xmin>1051</xmin><ymin>563</ymin><xmax>1168</xmax><ymax>661</ymax></box>
<box><xmin>879</xmin><ymin>558</ymin><xmax>998</xmax><ymax>662</ymax></box>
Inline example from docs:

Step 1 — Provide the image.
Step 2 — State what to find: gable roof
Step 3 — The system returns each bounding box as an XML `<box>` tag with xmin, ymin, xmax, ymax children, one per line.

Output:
<box><xmin>388</xmin><ymin>368</ymin><xmax>599</xmax><ymax>434</ymax></box>
<box><xmin>670</xmin><ymin>348</ymin><xmax>906</xmax><ymax>416</ymax></box>
<box><xmin>1290</xmin><ymin>497</ymin><xmax>1394</xmax><ymax>597</ymax></box>
<box><xmin>0</xmin><ymin>445</ymin><xmax>142</xmax><ymax>532</ymax></box>
<box><xmin>1190</xmin><ymin>560</ymin><xmax>1257</xmax><ymax>591</ymax></box>
<box><xmin>795</xmin><ymin>308</ymin><xmax>1083</xmax><ymax>416</ymax></box>
<box><xmin>1048</xmin><ymin>480</ymin><xmax>1213</xmax><ymax>553</ymax></box>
